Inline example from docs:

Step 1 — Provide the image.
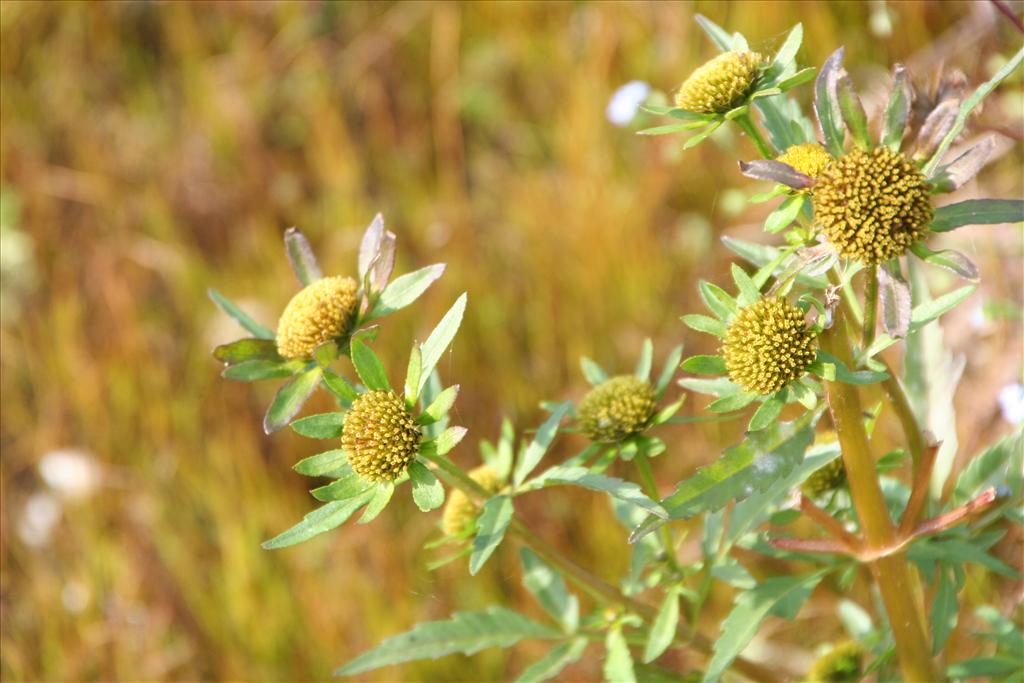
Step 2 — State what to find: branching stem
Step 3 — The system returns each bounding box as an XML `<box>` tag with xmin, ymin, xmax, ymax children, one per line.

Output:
<box><xmin>733</xmin><ymin>111</ymin><xmax>775</xmax><ymax>159</ymax></box>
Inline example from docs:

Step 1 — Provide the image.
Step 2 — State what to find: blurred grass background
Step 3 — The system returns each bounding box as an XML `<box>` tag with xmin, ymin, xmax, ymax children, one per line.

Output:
<box><xmin>1</xmin><ymin>1</ymin><xmax>1021</xmax><ymax>681</ymax></box>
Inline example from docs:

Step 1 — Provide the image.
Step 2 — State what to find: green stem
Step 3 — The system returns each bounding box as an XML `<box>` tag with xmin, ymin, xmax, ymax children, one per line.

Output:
<box><xmin>633</xmin><ymin>453</ymin><xmax>682</xmax><ymax>574</ymax></box>
<box><xmin>819</xmin><ymin>322</ymin><xmax>940</xmax><ymax>683</ymax></box>
<box><xmin>734</xmin><ymin>112</ymin><xmax>775</xmax><ymax>159</ymax></box>
<box><xmin>862</xmin><ymin>266</ymin><xmax>879</xmax><ymax>350</ymax></box>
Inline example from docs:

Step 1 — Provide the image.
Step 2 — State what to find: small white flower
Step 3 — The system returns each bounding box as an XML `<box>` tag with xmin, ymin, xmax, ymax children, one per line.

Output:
<box><xmin>997</xmin><ymin>382</ymin><xmax>1024</xmax><ymax>424</ymax></box>
<box><xmin>39</xmin><ymin>448</ymin><xmax>102</xmax><ymax>500</ymax></box>
<box><xmin>606</xmin><ymin>80</ymin><xmax>651</xmax><ymax>127</ymax></box>
<box><xmin>18</xmin><ymin>493</ymin><xmax>61</xmax><ymax>547</ymax></box>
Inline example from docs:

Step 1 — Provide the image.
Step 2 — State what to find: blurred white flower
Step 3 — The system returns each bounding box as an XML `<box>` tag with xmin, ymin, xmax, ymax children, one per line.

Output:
<box><xmin>17</xmin><ymin>493</ymin><xmax>61</xmax><ymax>547</ymax></box>
<box><xmin>606</xmin><ymin>80</ymin><xmax>651</xmax><ymax>127</ymax></box>
<box><xmin>39</xmin><ymin>448</ymin><xmax>102</xmax><ymax>500</ymax></box>
<box><xmin>997</xmin><ymin>383</ymin><xmax>1024</xmax><ymax>424</ymax></box>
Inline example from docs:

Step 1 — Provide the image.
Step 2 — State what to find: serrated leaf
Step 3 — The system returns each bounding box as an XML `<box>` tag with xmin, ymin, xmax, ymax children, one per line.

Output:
<box><xmin>409</xmin><ymin>460</ymin><xmax>445</xmax><ymax>511</ymax></box>
<box><xmin>208</xmin><ymin>288</ymin><xmax>275</xmax><ymax>340</ymax></box>
<box><xmin>635</xmin><ymin>339</ymin><xmax>654</xmax><ymax>381</ymax></box>
<box><xmin>815</xmin><ymin>47</ymin><xmax>846</xmax><ymax>157</ymax></box>
<box><xmin>367</xmin><ymin>263</ymin><xmax>447</xmax><ymax>322</ymax></box>
<box><xmin>909</xmin><ymin>537</ymin><xmax>1019</xmax><ymax>578</ymax></box>
<box><xmin>513</xmin><ymin>404</ymin><xmax>568</xmax><ymax>487</ymax></box>
<box><xmin>294</xmin><ymin>449</ymin><xmax>348</xmax><ymax>477</ymax></box>
<box><xmin>524</xmin><ymin>465</ymin><xmax>667</xmax><ymax>518</ymax></box>
<box><xmin>291</xmin><ymin>412</ymin><xmax>345</xmax><ymax>439</ymax></box>
<box><xmin>643</xmin><ymin>586</ymin><xmax>680</xmax><ymax>663</ymax></box>
<box><xmin>263</xmin><ymin>366</ymin><xmax>323</xmax><ymax>434</ymax></box>
<box><xmin>213</xmin><ymin>338</ymin><xmax>282</xmax><ymax>365</ymax></box>
<box><xmin>223</xmin><ymin>359</ymin><xmax>303</xmax><ymax>381</ymax></box>
<box><xmin>878</xmin><ymin>265</ymin><xmax>911</xmax><ymax>339</ymax></box>
<box><xmin>881</xmin><ymin>64</ymin><xmax>911</xmax><ymax>150</ymax></box>
<box><xmin>604</xmin><ymin>625</ymin><xmax>636</xmax><ymax>683</ymax></box>
<box><xmin>350</xmin><ymin>334</ymin><xmax>391</xmax><ymax>392</ymax></box>
<box><xmin>283</xmin><ymin>227</ymin><xmax>322</xmax><ymax>286</ymax></box>
<box><xmin>358</xmin><ymin>213</ymin><xmax>385</xmax><ymax>280</ymax></box>
<box><xmin>470</xmin><ymin>495</ymin><xmax>514</xmax><ymax>575</ymax></box>
<box><xmin>336</xmin><ymin>606</ymin><xmax>561</xmax><ymax>675</ymax></box>
<box><xmin>930</xmin><ymin>199</ymin><xmax>1024</xmax><ymax>232</ymax></box>
<box><xmin>952</xmin><ymin>429</ymin><xmax>1022</xmax><ymax>505</ymax></box>
<box><xmin>262</xmin><ymin>490</ymin><xmax>373</xmax><ymax>549</ymax></box>
<box><xmin>703</xmin><ymin>572</ymin><xmax>825</xmax><ymax>683</ymax></box>
<box><xmin>520</xmin><ymin>547</ymin><xmax>579</xmax><ymax>632</ymax></box>
<box><xmin>418</xmin><ymin>293</ymin><xmax>467</xmax><ymax>396</ymax></box>
<box><xmin>932</xmin><ymin>566</ymin><xmax>959</xmax><ymax>654</ymax></box>
<box><xmin>632</xmin><ymin>420</ymin><xmax>812</xmax><ymax>542</ymax></box>
<box><xmin>738</xmin><ymin>160</ymin><xmax>812</xmax><ymax>190</ymax></box>
<box><xmin>515</xmin><ymin>639</ymin><xmax>588</xmax><ymax>683</ymax></box>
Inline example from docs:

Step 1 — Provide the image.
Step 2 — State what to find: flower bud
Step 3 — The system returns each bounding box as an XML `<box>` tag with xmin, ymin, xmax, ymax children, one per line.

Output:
<box><xmin>805</xmin><ymin>641</ymin><xmax>864</xmax><ymax>683</ymax></box>
<box><xmin>276</xmin><ymin>276</ymin><xmax>359</xmax><ymax>359</ymax></box>
<box><xmin>675</xmin><ymin>51</ymin><xmax>764</xmax><ymax>114</ymax></box>
<box><xmin>578</xmin><ymin>375</ymin><xmax>657</xmax><ymax>443</ymax></box>
<box><xmin>722</xmin><ymin>298</ymin><xmax>816</xmax><ymax>395</ymax></box>
<box><xmin>342</xmin><ymin>391</ymin><xmax>420</xmax><ymax>482</ymax></box>
<box><xmin>441</xmin><ymin>465</ymin><xmax>501</xmax><ymax>537</ymax></box>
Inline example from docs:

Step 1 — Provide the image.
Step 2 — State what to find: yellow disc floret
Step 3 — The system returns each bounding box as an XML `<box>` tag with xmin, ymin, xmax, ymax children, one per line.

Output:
<box><xmin>802</xmin><ymin>458</ymin><xmax>846</xmax><ymax>499</ymax></box>
<box><xmin>675</xmin><ymin>51</ymin><xmax>764</xmax><ymax>114</ymax></box>
<box><xmin>441</xmin><ymin>465</ymin><xmax>502</xmax><ymax>537</ymax></box>
<box><xmin>777</xmin><ymin>143</ymin><xmax>833</xmax><ymax>179</ymax></box>
<box><xmin>804</xmin><ymin>641</ymin><xmax>864</xmax><ymax>683</ymax></box>
<box><xmin>813</xmin><ymin>147</ymin><xmax>933</xmax><ymax>264</ymax></box>
<box><xmin>578</xmin><ymin>375</ymin><xmax>657</xmax><ymax>443</ymax></box>
<box><xmin>342</xmin><ymin>391</ymin><xmax>420</xmax><ymax>482</ymax></box>
<box><xmin>722</xmin><ymin>298</ymin><xmax>816</xmax><ymax>395</ymax></box>
<box><xmin>276</xmin><ymin>276</ymin><xmax>359</xmax><ymax>359</ymax></box>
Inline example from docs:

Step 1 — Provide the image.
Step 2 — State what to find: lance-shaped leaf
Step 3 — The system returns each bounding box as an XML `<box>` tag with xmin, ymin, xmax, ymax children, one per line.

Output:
<box><xmin>293</xmin><ymin>449</ymin><xmax>348</xmax><ymax>477</ymax></box>
<box><xmin>214</xmin><ymin>338</ymin><xmax>283</xmax><ymax>365</ymax></box>
<box><xmin>336</xmin><ymin>606</ymin><xmax>561</xmax><ymax>675</ymax></box>
<box><xmin>720</xmin><ymin>237</ymin><xmax>827</xmax><ymax>289</ymax></box>
<box><xmin>952</xmin><ymin>429</ymin><xmax>1023</xmax><ymax>506</ymax></box>
<box><xmin>694</xmin><ymin>13</ymin><xmax>732</xmax><ymax>50</ymax></box>
<box><xmin>815</xmin><ymin>47</ymin><xmax>846</xmax><ymax>157</ymax></box>
<box><xmin>417</xmin><ymin>293</ymin><xmax>467</xmax><ymax>397</ymax></box>
<box><xmin>643</xmin><ymin>585</ymin><xmax>681</xmax><ymax>663</ymax></box>
<box><xmin>523</xmin><ymin>465</ymin><xmax>667</xmax><ymax>518</ymax></box>
<box><xmin>631</xmin><ymin>419</ymin><xmax>812</xmax><ymax>542</ymax></box>
<box><xmin>371</xmin><ymin>231</ymin><xmax>397</xmax><ymax>293</ymax></box>
<box><xmin>765</xmin><ymin>23</ymin><xmax>803</xmax><ymax>82</ymax></box>
<box><xmin>864</xmin><ymin>285</ymin><xmax>977</xmax><ymax>358</ymax></box>
<box><xmin>367</xmin><ymin>263</ymin><xmax>447</xmax><ymax>322</ymax></box>
<box><xmin>409</xmin><ymin>460</ymin><xmax>445</xmax><ymax>511</ymax></box>
<box><xmin>930</xmin><ymin>136</ymin><xmax>996</xmax><ymax>192</ymax></box>
<box><xmin>283</xmin><ymin>227</ymin><xmax>322</xmax><ymax>286</ymax></box>
<box><xmin>358</xmin><ymin>213</ymin><xmax>385</xmax><ymax>280</ymax></box>
<box><xmin>469</xmin><ymin>495</ymin><xmax>513</xmax><ymax>575</ymax></box>
<box><xmin>931</xmin><ymin>565</ymin><xmax>960</xmax><ymax>654</ymax></box>
<box><xmin>764</xmin><ymin>194</ymin><xmax>806</xmax><ymax>234</ymax></box>
<box><xmin>223</xmin><ymin>359</ymin><xmax>303</xmax><ymax>382</ymax></box>
<box><xmin>604</xmin><ymin>625</ymin><xmax>636</xmax><ymax>683</ymax></box>
<box><xmin>914</xmin><ymin>100</ymin><xmax>960</xmax><ymax>162</ymax></box>
<box><xmin>910</xmin><ymin>243</ymin><xmax>979</xmax><ymax>281</ymax></box>
<box><xmin>520</xmin><ymin>547</ymin><xmax>579</xmax><ymax>632</ymax></box>
<box><xmin>311</xmin><ymin>471</ymin><xmax>374</xmax><ymax>502</ymax></box>
<box><xmin>738</xmin><ymin>160</ymin><xmax>813</xmax><ymax>190</ymax></box>
<box><xmin>262</xmin><ymin>489</ymin><xmax>373</xmax><ymax>549</ymax></box>
<box><xmin>881</xmin><ymin>64</ymin><xmax>911</xmax><ymax>150</ymax></box>
<box><xmin>580</xmin><ymin>357</ymin><xmax>608</xmax><ymax>385</ymax></box>
<box><xmin>512</xmin><ymin>404</ymin><xmax>569</xmax><ymax>487</ymax></box>
<box><xmin>931</xmin><ymin>199</ymin><xmax>1024</xmax><ymax>232</ymax></box>
<box><xmin>291</xmin><ymin>412</ymin><xmax>345</xmax><ymax>439</ymax></box>
<box><xmin>208</xmin><ymin>288</ymin><xmax>274</xmax><ymax>339</ymax></box>
<box><xmin>515</xmin><ymin>639</ymin><xmax>587</xmax><ymax>683</ymax></box>
<box><xmin>350</xmin><ymin>333</ymin><xmax>391</xmax><ymax>391</ymax></box>
<box><xmin>263</xmin><ymin>365</ymin><xmax>323</xmax><ymax>434</ymax></box>
<box><xmin>635</xmin><ymin>338</ymin><xmax>654</xmax><ymax>381</ymax></box>
<box><xmin>878</xmin><ymin>264</ymin><xmax>911</xmax><ymax>339</ymax></box>
<box><xmin>703</xmin><ymin>571</ymin><xmax>826</xmax><ymax>683</ymax></box>
<box><xmin>836</xmin><ymin>72</ymin><xmax>870</xmax><ymax>148</ymax></box>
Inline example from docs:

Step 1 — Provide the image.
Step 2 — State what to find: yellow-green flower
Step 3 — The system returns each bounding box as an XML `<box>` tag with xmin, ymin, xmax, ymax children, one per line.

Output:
<box><xmin>675</xmin><ymin>51</ymin><xmax>764</xmax><ymax>114</ymax></box>
<box><xmin>578</xmin><ymin>375</ymin><xmax>657</xmax><ymax>443</ymax></box>
<box><xmin>805</xmin><ymin>641</ymin><xmax>864</xmax><ymax>683</ymax></box>
<box><xmin>777</xmin><ymin>143</ymin><xmax>833</xmax><ymax>179</ymax></box>
<box><xmin>813</xmin><ymin>147</ymin><xmax>933</xmax><ymax>264</ymax></box>
<box><xmin>722</xmin><ymin>298</ymin><xmax>816</xmax><ymax>395</ymax></box>
<box><xmin>441</xmin><ymin>465</ymin><xmax>501</xmax><ymax>537</ymax></box>
<box><xmin>342</xmin><ymin>391</ymin><xmax>420</xmax><ymax>482</ymax></box>
<box><xmin>276</xmin><ymin>275</ymin><xmax>359</xmax><ymax>359</ymax></box>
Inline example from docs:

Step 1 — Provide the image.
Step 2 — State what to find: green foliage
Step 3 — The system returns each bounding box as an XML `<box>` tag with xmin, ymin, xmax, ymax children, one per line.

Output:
<box><xmin>469</xmin><ymin>496</ymin><xmax>514</xmax><ymax>575</ymax></box>
<box><xmin>520</xmin><ymin>548</ymin><xmax>579</xmax><ymax>633</ymax></box>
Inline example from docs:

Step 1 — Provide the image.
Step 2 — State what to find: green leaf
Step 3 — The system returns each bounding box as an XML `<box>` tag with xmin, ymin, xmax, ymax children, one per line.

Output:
<box><xmin>322</xmin><ymin>369</ymin><xmax>359</xmax><ymax>405</ymax></box>
<box><xmin>814</xmin><ymin>47</ymin><xmax>846</xmax><ymax>157</ymax></box>
<box><xmin>311</xmin><ymin>472</ymin><xmax>374</xmax><ymax>502</ymax></box>
<box><xmin>580</xmin><ymin>357</ymin><xmax>608</xmax><ymax>386</ymax></box>
<box><xmin>358</xmin><ymin>213</ymin><xmax>385</xmax><ymax>281</ymax></box>
<box><xmin>524</xmin><ymin>465</ymin><xmax>667</xmax><ymax>518</ymax></box>
<box><xmin>293</xmin><ymin>449</ymin><xmax>348</xmax><ymax>477</ymax></box>
<box><xmin>358</xmin><ymin>482</ymin><xmax>395</xmax><ymax>524</ymax></box>
<box><xmin>263</xmin><ymin>365</ymin><xmax>323</xmax><ymax>434</ymax></box>
<box><xmin>866</xmin><ymin>285</ymin><xmax>977</xmax><ymax>358</ymax></box>
<box><xmin>350</xmin><ymin>334</ymin><xmax>391</xmax><ymax>392</ymax></box>
<box><xmin>208</xmin><ymin>288</ymin><xmax>274</xmax><ymax>340</ymax></box>
<box><xmin>730</xmin><ymin>264</ymin><xmax>761</xmax><ymax>306</ymax></box>
<box><xmin>682</xmin><ymin>314</ymin><xmax>727</xmax><ymax>338</ymax></box>
<box><xmin>768</xmin><ymin>23</ymin><xmax>802</xmax><ymax>76</ymax></box>
<box><xmin>632</xmin><ymin>419</ymin><xmax>812</xmax><ymax>542</ymax></box>
<box><xmin>775</xmin><ymin>67</ymin><xmax>816</xmax><ymax>91</ymax></box>
<box><xmin>404</xmin><ymin>345</ymin><xmax>422</xmax><ymax>406</ymax></box>
<box><xmin>694</xmin><ymin>14</ymin><xmax>732</xmax><ymax>51</ymax></box>
<box><xmin>678</xmin><ymin>377</ymin><xmax>742</xmax><ymax>397</ymax></box>
<box><xmin>515</xmin><ymin>639</ymin><xmax>588</xmax><ymax>683</ymax></box>
<box><xmin>262</xmin><ymin>491</ymin><xmax>373</xmax><ymax>549</ymax></box>
<box><xmin>637</xmin><ymin>122</ymin><xmax>706</xmax><ymax>135</ymax></box>
<box><xmin>947</xmin><ymin>657</ymin><xmax>1022</xmax><ymax>679</ymax></box>
<box><xmin>418</xmin><ymin>293</ymin><xmax>468</xmax><ymax>396</ymax></box>
<box><xmin>836</xmin><ymin>73</ymin><xmax>869</xmax><ymax>148</ymax></box>
<box><xmin>909</xmin><ymin>537</ymin><xmax>1018</xmax><ymax>578</ymax></box>
<box><xmin>366</xmin><ymin>263</ymin><xmax>447</xmax><ymax>321</ymax></box>
<box><xmin>470</xmin><ymin>495</ymin><xmax>514</xmax><ymax>575</ymax></box>
<box><xmin>930</xmin><ymin>199</ymin><xmax>1024</xmax><ymax>232</ymax></box>
<box><xmin>952</xmin><ymin>429</ymin><xmax>1022</xmax><ymax>505</ymax></box>
<box><xmin>910</xmin><ymin>243</ymin><xmax>979</xmax><ymax>281</ymax></box>
<box><xmin>213</xmin><ymin>338</ymin><xmax>282</xmax><ymax>365</ymax></box>
<box><xmin>513</xmin><ymin>404</ymin><xmax>568</xmax><ymax>487</ymax></box>
<box><xmin>422</xmin><ymin>426</ymin><xmax>468</xmax><ymax>458</ymax></box>
<box><xmin>336</xmin><ymin>606</ymin><xmax>561</xmax><ymax>675</ymax></box>
<box><xmin>520</xmin><ymin>547</ymin><xmax>579</xmax><ymax>632</ymax></box>
<box><xmin>643</xmin><ymin>586</ymin><xmax>680</xmax><ymax>663</ymax></box>
<box><xmin>222</xmin><ymin>359</ymin><xmax>302</xmax><ymax>381</ymax></box>
<box><xmin>291</xmin><ymin>412</ymin><xmax>345</xmax><ymax>439</ymax></box>
<box><xmin>655</xmin><ymin>346</ymin><xmax>684</xmax><ymax>398</ymax></box>
<box><xmin>682</xmin><ymin>120</ymin><xmax>723</xmax><ymax>150</ymax></box>
<box><xmin>635</xmin><ymin>339</ymin><xmax>654</xmax><ymax>381</ymax></box>
<box><xmin>881</xmin><ymin>64</ymin><xmax>911</xmax><ymax>150</ymax></box>
<box><xmin>698</xmin><ymin>280</ymin><xmax>738</xmax><ymax>319</ymax></box>
<box><xmin>419</xmin><ymin>385</ymin><xmax>460</xmax><ymax>425</ymax></box>
<box><xmin>703</xmin><ymin>572</ymin><xmax>826</xmax><ymax>683</ymax></box>
<box><xmin>931</xmin><ymin>566</ymin><xmax>959</xmax><ymax>654</ymax></box>
<box><xmin>812</xmin><ymin>351</ymin><xmax>889</xmax><ymax>385</ymax></box>
<box><xmin>748</xmin><ymin>395</ymin><xmax>784</xmax><ymax>432</ymax></box>
<box><xmin>923</xmin><ymin>47</ymin><xmax>1024</xmax><ymax>176</ymax></box>
<box><xmin>604</xmin><ymin>625</ymin><xmax>636</xmax><ymax>683</ymax></box>
<box><xmin>720</xmin><ymin>237</ymin><xmax>826</xmax><ymax>289</ymax></box>
<box><xmin>707</xmin><ymin>391</ymin><xmax>758</xmax><ymax>413</ymax></box>
<box><xmin>681</xmin><ymin>355</ymin><xmax>727</xmax><ymax>375</ymax></box>
<box><xmin>283</xmin><ymin>227</ymin><xmax>322</xmax><ymax>286</ymax></box>
<box><xmin>409</xmin><ymin>460</ymin><xmax>445</xmax><ymax>512</ymax></box>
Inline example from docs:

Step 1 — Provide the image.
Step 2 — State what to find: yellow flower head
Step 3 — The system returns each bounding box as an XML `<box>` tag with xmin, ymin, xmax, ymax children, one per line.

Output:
<box><xmin>276</xmin><ymin>276</ymin><xmax>359</xmax><ymax>359</ymax></box>
<box><xmin>342</xmin><ymin>391</ymin><xmax>420</xmax><ymax>482</ymax></box>
<box><xmin>805</xmin><ymin>641</ymin><xmax>864</xmax><ymax>683</ymax></box>
<box><xmin>578</xmin><ymin>375</ymin><xmax>657</xmax><ymax>443</ymax></box>
<box><xmin>441</xmin><ymin>465</ymin><xmax>501</xmax><ymax>537</ymax></box>
<box><xmin>722</xmin><ymin>298</ymin><xmax>816</xmax><ymax>395</ymax></box>
<box><xmin>675</xmin><ymin>51</ymin><xmax>764</xmax><ymax>114</ymax></box>
<box><xmin>777</xmin><ymin>143</ymin><xmax>833</xmax><ymax>179</ymax></box>
<box><xmin>802</xmin><ymin>458</ymin><xmax>846</xmax><ymax>499</ymax></box>
<box><xmin>813</xmin><ymin>147</ymin><xmax>933</xmax><ymax>264</ymax></box>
